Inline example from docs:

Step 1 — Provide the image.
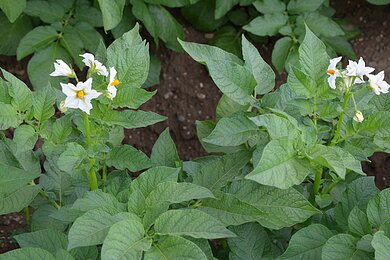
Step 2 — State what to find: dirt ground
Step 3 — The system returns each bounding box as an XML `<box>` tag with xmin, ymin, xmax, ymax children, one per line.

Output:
<box><xmin>0</xmin><ymin>0</ymin><xmax>389</xmax><ymax>253</ymax></box>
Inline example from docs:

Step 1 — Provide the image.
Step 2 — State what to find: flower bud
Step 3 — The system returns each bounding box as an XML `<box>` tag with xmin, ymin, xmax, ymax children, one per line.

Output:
<box><xmin>353</xmin><ymin>111</ymin><xmax>364</xmax><ymax>123</ymax></box>
<box><xmin>59</xmin><ymin>100</ymin><xmax>68</xmax><ymax>113</ymax></box>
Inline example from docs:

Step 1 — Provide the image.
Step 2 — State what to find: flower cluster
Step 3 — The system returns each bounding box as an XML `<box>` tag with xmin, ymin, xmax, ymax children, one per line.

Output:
<box><xmin>326</xmin><ymin>57</ymin><xmax>390</xmax><ymax>123</ymax></box>
<box><xmin>49</xmin><ymin>53</ymin><xmax>120</xmax><ymax>114</ymax></box>
<box><xmin>327</xmin><ymin>57</ymin><xmax>389</xmax><ymax>94</ymax></box>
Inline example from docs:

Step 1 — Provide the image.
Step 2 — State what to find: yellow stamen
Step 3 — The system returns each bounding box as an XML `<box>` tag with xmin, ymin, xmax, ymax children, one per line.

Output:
<box><xmin>111</xmin><ymin>79</ymin><xmax>120</xmax><ymax>86</ymax></box>
<box><xmin>76</xmin><ymin>90</ymin><xmax>85</xmax><ymax>99</ymax></box>
<box><xmin>327</xmin><ymin>69</ymin><xmax>335</xmax><ymax>75</ymax></box>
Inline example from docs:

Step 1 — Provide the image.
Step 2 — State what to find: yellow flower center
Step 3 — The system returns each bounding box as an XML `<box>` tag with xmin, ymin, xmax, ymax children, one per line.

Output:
<box><xmin>111</xmin><ymin>79</ymin><xmax>120</xmax><ymax>86</ymax></box>
<box><xmin>327</xmin><ymin>69</ymin><xmax>335</xmax><ymax>75</ymax></box>
<box><xmin>76</xmin><ymin>90</ymin><xmax>85</xmax><ymax>99</ymax></box>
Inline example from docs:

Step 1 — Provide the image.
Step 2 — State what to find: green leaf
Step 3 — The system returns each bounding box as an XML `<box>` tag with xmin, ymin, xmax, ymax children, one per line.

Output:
<box><xmin>243</xmin><ymin>13</ymin><xmax>288</xmax><ymax>36</ymax></box>
<box><xmin>179</xmin><ymin>39</ymin><xmax>243</xmax><ymax>65</ymax></box>
<box><xmin>2</xmin><ymin>68</ymin><xmax>32</xmax><ymax>112</ymax></box>
<box><xmin>113</xmin><ymin>86</ymin><xmax>156</xmax><ymax>109</ymax></box>
<box><xmin>322</xmin><ymin>234</ymin><xmax>366</xmax><ymax>260</ymax></box>
<box><xmin>309</xmin><ymin>145</ymin><xmax>350</xmax><ymax>179</ymax></box>
<box><xmin>146</xmin><ymin>182</ymin><xmax>214</xmax><ymax>207</ymax></box>
<box><xmin>129</xmin><ymin>166</ymin><xmax>180</xmax><ymax>197</ymax></box>
<box><xmin>200</xmin><ymin>192</ymin><xmax>262</xmax><ymax>226</ymax></box>
<box><xmin>279</xmin><ymin>224</ymin><xmax>334</xmax><ymax>259</ymax></box>
<box><xmin>144</xmin><ymin>235</ymin><xmax>207</xmax><ymax>260</ymax></box>
<box><xmin>0</xmin><ymin>14</ymin><xmax>32</xmax><ymax>56</ymax></box>
<box><xmin>131</xmin><ymin>0</ymin><xmax>158</xmax><ymax>42</ymax></box>
<box><xmin>151</xmin><ymin>128</ymin><xmax>180</xmax><ymax>167</ymax></box>
<box><xmin>192</xmin><ymin>150</ymin><xmax>252</xmax><ymax>191</ymax></box>
<box><xmin>204</xmin><ymin>114</ymin><xmax>259</xmax><ymax>146</ymax></box>
<box><xmin>181</xmin><ymin>0</ymin><xmax>226</xmax><ymax>32</ymax></box>
<box><xmin>144</xmin><ymin>0</ymin><xmax>200</xmax><ymax>7</ymax></box>
<box><xmin>334</xmin><ymin>176</ymin><xmax>379</xmax><ymax>230</ymax></box>
<box><xmin>97</xmin><ymin>0</ymin><xmax>125</xmax><ymax>31</ymax></box>
<box><xmin>17</xmin><ymin>26</ymin><xmax>58</xmax><ymax>60</ymax></box>
<box><xmin>0</xmin><ymin>0</ymin><xmax>26</xmax><ymax>22</ymax></box>
<box><xmin>0</xmin><ymin>248</ymin><xmax>55</xmax><ymax>260</ymax></box>
<box><xmin>107</xmin><ymin>145</ymin><xmax>152</xmax><ymax>172</ymax></box>
<box><xmin>0</xmin><ymin>163</ymin><xmax>39</xmax><ymax>194</ymax></box>
<box><xmin>101</xmin><ymin>218</ymin><xmax>151</xmax><ymax>260</ymax></box>
<box><xmin>13</xmin><ymin>125</ymin><xmax>37</xmax><ymax>152</ymax></box>
<box><xmin>324</xmin><ymin>36</ymin><xmax>356</xmax><ymax>60</ymax></box>
<box><xmin>72</xmin><ymin>190</ymin><xmax>125</xmax><ymax>212</ymax></box>
<box><xmin>226</xmin><ymin>179</ymin><xmax>320</xmax><ymax>229</ymax></box>
<box><xmin>14</xmin><ymin>229</ymin><xmax>67</xmax><ymax>255</ymax></box>
<box><xmin>0</xmin><ymin>185</ymin><xmax>40</xmax><ymax>215</ymax></box>
<box><xmin>372</xmin><ymin>231</ymin><xmax>390</xmax><ymax>260</ymax></box>
<box><xmin>107</xmin><ymin>24</ymin><xmax>150</xmax><ymax>87</ymax></box>
<box><xmin>51</xmin><ymin>115</ymin><xmax>72</xmax><ymax>143</ymax></box>
<box><xmin>0</xmin><ymin>102</ymin><xmax>18</xmax><ymax>130</ymax></box>
<box><xmin>287</xmin><ymin>66</ymin><xmax>315</xmax><ymax>98</ymax></box>
<box><xmin>143</xmin><ymin>55</ymin><xmax>161</xmax><ymax>88</ymax></box>
<box><xmin>216</xmin><ymin>94</ymin><xmax>249</xmax><ymax>120</ymax></box>
<box><xmin>253</xmin><ymin>0</ymin><xmax>286</xmax><ymax>14</ymax></box>
<box><xmin>33</xmin><ymin>85</ymin><xmax>55</xmax><ymax>122</ymax></box>
<box><xmin>250</xmin><ymin>113</ymin><xmax>300</xmax><ymax>140</ymax></box>
<box><xmin>208</xmin><ymin>26</ymin><xmax>241</xmax><ymax>58</ymax></box>
<box><xmin>68</xmin><ymin>208</ymin><xmax>141</xmax><ymax>250</ymax></box>
<box><xmin>207</xmin><ymin>60</ymin><xmax>256</xmax><ymax>105</ymax></box>
<box><xmin>272</xmin><ymin>36</ymin><xmax>292</xmax><ymax>73</ymax></box>
<box><xmin>287</xmin><ymin>0</ymin><xmax>325</xmax><ymax>14</ymax></box>
<box><xmin>246</xmin><ymin>138</ymin><xmax>311</xmax><ymax>189</ymax></box>
<box><xmin>215</xmin><ymin>0</ymin><xmax>239</xmax><ymax>19</ymax></box>
<box><xmin>148</xmin><ymin>4</ymin><xmax>184</xmax><ymax>51</ymax></box>
<box><xmin>228</xmin><ymin>223</ymin><xmax>272</xmax><ymax>260</ymax></box>
<box><xmin>297</xmin><ymin>12</ymin><xmax>345</xmax><ymax>38</ymax></box>
<box><xmin>242</xmin><ymin>35</ymin><xmax>275</xmax><ymax>94</ymax></box>
<box><xmin>59</xmin><ymin>27</ymin><xmax>83</xmax><ymax>68</ymax></box>
<box><xmin>155</xmin><ymin>209</ymin><xmax>235</xmax><ymax>239</ymax></box>
<box><xmin>99</xmin><ymin>110</ymin><xmax>166</xmax><ymax>129</ymax></box>
<box><xmin>25</xmin><ymin>0</ymin><xmax>67</xmax><ymax>24</ymax></box>
<box><xmin>348</xmin><ymin>207</ymin><xmax>371</xmax><ymax>237</ymax></box>
<box><xmin>299</xmin><ymin>26</ymin><xmax>329</xmax><ymax>84</ymax></box>
<box><xmin>57</xmin><ymin>143</ymin><xmax>86</xmax><ymax>174</ymax></box>
<box><xmin>367</xmin><ymin>189</ymin><xmax>390</xmax><ymax>228</ymax></box>
<box><xmin>28</xmin><ymin>43</ymin><xmax>71</xmax><ymax>91</ymax></box>
<box><xmin>367</xmin><ymin>0</ymin><xmax>390</xmax><ymax>4</ymax></box>
<box><xmin>72</xmin><ymin>23</ymin><xmax>102</xmax><ymax>53</ymax></box>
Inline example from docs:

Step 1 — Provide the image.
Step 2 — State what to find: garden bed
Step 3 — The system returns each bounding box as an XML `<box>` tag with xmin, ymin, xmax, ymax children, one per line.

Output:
<box><xmin>0</xmin><ymin>0</ymin><xmax>389</xmax><ymax>254</ymax></box>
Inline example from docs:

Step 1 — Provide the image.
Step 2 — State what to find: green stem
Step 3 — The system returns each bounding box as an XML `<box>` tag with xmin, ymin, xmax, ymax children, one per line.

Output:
<box><xmin>23</xmin><ymin>207</ymin><xmax>30</xmax><ymax>222</ymax></box>
<box><xmin>102</xmin><ymin>160</ymin><xmax>107</xmax><ymax>192</ymax></box>
<box><xmin>321</xmin><ymin>178</ymin><xmax>341</xmax><ymax>195</ymax></box>
<box><xmin>309</xmin><ymin>169</ymin><xmax>322</xmax><ymax>205</ymax></box>
<box><xmin>331</xmin><ymin>94</ymin><xmax>350</xmax><ymax>145</ymax></box>
<box><xmin>84</xmin><ymin>112</ymin><xmax>98</xmax><ymax>190</ymax></box>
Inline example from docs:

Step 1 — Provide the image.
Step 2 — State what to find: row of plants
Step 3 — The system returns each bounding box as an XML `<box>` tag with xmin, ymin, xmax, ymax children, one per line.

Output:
<box><xmin>0</xmin><ymin>0</ymin><xmax>362</xmax><ymax>94</ymax></box>
<box><xmin>1</xmin><ymin>19</ymin><xmax>390</xmax><ymax>258</ymax></box>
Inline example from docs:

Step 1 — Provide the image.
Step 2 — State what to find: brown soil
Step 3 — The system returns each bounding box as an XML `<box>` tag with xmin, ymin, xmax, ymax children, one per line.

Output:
<box><xmin>1</xmin><ymin>0</ymin><xmax>390</xmax><ymax>253</ymax></box>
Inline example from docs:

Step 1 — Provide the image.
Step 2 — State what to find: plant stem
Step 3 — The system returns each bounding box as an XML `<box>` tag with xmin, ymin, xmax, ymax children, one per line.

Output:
<box><xmin>23</xmin><ymin>207</ymin><xmax>30</xmax><ymax>222</ymax></box>
<box><xmin>309</xmin><ymin>169</ymin><xmax>322</xmax><ymax>205</ymax></box>
<box><xmin>321</xmin><ymin>178</ymin><xmax>341</xmax><ymax>195</ymax></box>
<box><xmin>102</xmin><ymin>160</ymin><xmax>107</xmax><ymax>192</ymax></box>
<box><xmin>331</xmin><ymin>94</ymin><xmax>350</xmax><ymax>145</ymax></box>
<box><xmin>83</xmin><ymin>112</ymin><xmax>98</xmax><ymax>190</ymax></box>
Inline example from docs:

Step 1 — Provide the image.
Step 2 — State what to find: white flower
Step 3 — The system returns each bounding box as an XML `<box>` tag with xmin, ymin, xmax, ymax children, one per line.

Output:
<box><xmin>50</xmin><ymin>60</ymin><xmax>74</xmax><ymax>77</ymax></box>
<box><xmin>367</xmin><ymin>71</ymin><xmax>390</xmax><ymax>95</ymax></box>
<box><xmin>346</xmin><ymin>57</ymin><xmax>374</xmax><ymax>81</ymax></box>
<box><xmin>107</xmin><ymin>67</ymin><xmax>120</xmax><ymax>100</ymax></box>
<box><xmin>61</xmin><ymin>78</ymin><xmax>101</xmax><ymax>114</ymax></box>
<box><xmin>80</xmin><ymin>53</ymin><xmax>108</xmax><ymax>76</ymax></box>
<box><xmin>326</xmin><ymin>56</ymin><xmax>342</xmax><ymax>89</ymax></box>
<box><xmin>353</xmin><ymin>111</ymin><xmax>364</xmax><ymax>123</ymax></box>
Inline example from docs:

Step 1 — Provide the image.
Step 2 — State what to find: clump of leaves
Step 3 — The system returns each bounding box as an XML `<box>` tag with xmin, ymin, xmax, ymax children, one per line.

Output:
<box><xmin>182</xmin><ymin>0</ymin><xmax>359</xmax><ymax>73</ymax></box>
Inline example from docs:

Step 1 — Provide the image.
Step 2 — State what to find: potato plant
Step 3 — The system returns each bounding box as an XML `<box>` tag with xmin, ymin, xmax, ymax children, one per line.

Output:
<box><xmin>0</xmin><ymin>18</ymin><xmax>389</xmax><ymax>260</ymax></box>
